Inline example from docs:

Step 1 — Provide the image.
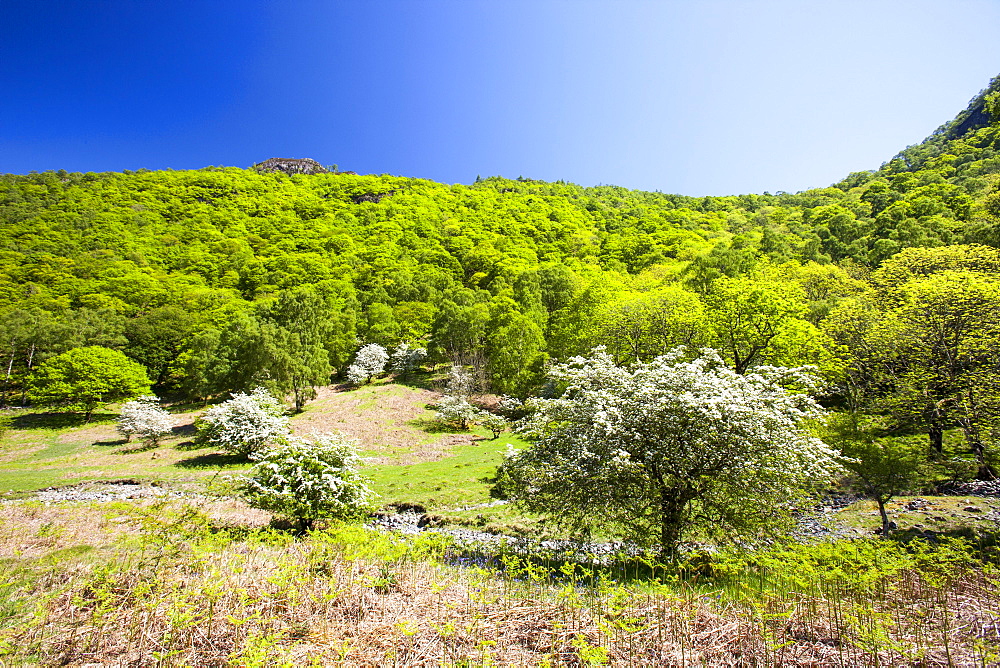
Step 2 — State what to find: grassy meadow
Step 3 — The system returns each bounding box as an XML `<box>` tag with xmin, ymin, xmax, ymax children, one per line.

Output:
<box><xmin>1</xmin><ymin>379</ymin><xmax>999</xmax><ymax>665</ymax></box>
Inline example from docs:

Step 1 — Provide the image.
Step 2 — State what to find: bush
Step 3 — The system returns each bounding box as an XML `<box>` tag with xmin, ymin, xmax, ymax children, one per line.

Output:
<box><xmin>346</xmin><ymin>343</ymin><xmax>389</xmax><ymax>386</ymax></box>
<box><xmin>435</xmin><ymin>395</ymin><xmax>478</xmax><ymax>429</ymax></box>
<box><xmin>117</xmin><ymin>396</ymin><xmax>173</xmax><ymax>446</ymax></box>
<box><xmin>477</xmin><ymin>410</ymin><xmax>509</xmax><ymax>439</ymax></box>
<box><xmin>390</xmin><ymin>343</ymin><xmax>427</xmax><ymax>376</ymax></box>
<box><xmin>195</xmin><ymin>388</ymin><xmax>290</xmax><ymax>457</ymax></box>
<box><xmin>241</xmin><ymin>432</ymin><xmax>376</xmax><ymax>532</ymax></box>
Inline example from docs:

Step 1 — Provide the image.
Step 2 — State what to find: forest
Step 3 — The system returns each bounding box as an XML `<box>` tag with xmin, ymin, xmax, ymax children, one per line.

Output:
<box><xmin>1</xmin><ymin>76</ymin><xmax>1000</xmax><ymax>479</ymax></box>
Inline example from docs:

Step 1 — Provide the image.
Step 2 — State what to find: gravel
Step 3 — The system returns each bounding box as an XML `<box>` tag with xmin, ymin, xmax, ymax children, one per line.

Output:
<box><xmin>10</xmin><ymin>480</ymin><xmax>211</xmax><ymax>505</ymax></box>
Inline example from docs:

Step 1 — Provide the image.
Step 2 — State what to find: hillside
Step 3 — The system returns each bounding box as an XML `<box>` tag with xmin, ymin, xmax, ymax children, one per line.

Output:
<box><xmin>0</xmin><ymin>75</ymin><xmax>998</xmax><ymax>408</ymax></box>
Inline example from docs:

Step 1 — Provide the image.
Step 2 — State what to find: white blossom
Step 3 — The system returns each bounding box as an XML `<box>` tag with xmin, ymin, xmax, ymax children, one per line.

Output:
<box><xmin>434</xmin><ymin>394</ymin><xmax>479</xmax><ymax>429</ymax></box>
<box><xmin>241</xmin><ymin>432</ymin><xmax>376</xmax><ymax>531</ymax></box>
<box><xmin>496</xmin><ymin>347</ymin><xmax>842</xmax><ymax>555</ymax></box>
<box><xmin>390</xmin><ymin>343</ymin><xmax>427</xmax><ymax>375</ymax></box>
<box><xmin>117</xmin><ymin>395</ymin><xmax>173</xmax><ymax>446</ymax></box>
<box><xmin>346</xmin><ymin>343</ymin><xmax>389</xmax><ymax>386</ymax></box>
<box><xmin>196</xmin><ymin>387</ymin><xmax>290</xmax><ymax>457</ymax></box>
<box><xmin>445</xmin><ymin>363</ymin><xmax>475</xmax><ymax>398</ymax></box>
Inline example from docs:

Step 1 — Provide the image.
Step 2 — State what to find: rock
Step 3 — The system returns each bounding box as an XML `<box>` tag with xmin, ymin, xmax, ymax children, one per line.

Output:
<box><xmin>964</xmin><ymin>506</ymin><xmax>983</xmax><ymax>513</ymax></box>
<box><xmin>252</xmin><ymin>157</ymin><xmax>328</xmax><ymax>175</ymax></box>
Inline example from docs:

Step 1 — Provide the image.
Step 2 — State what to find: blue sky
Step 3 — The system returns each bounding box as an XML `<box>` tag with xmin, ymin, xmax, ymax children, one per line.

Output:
<box><xmin>2</xmin><ymin>0</ymin><xmax>999</xmax><ymax>195</ymax></box>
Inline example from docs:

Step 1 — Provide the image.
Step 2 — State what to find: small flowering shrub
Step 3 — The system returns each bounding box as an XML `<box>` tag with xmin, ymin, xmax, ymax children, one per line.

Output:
<box><xmin>241</xmin><ymin>432</ymin><xmax>376</xmax><ymax>532</ymax></box>
<box><xmin>390</xmin><ymin>343</ymin><xmax>427</xmax><ymax>376</ymax></box>
<box><xmin>434</xmin><ymin>395</ymin><xmax>479</xmax><ymax>429</ymax></box>
<box><xmin>445</xmin><ymin>363</ymin><xmax>475</xmax><ymax>398</ymax></box>
<box><xmin>346</xmin><ymin>343</ymin><xmax>389</xmax><ymax>386</ymax></box>
<box><xmin>477</xmin><ymin>410</ymin><xmax>509</xmax><ymax>439</ymax></box>
<box><xmin>195</xmin><ymin>388</ymin><xmax>290</xmax><ymax>457</ymax></box>
<box><xmin>116</xmin><ymin>396</ymin><xmax>173</xmax><ymax>446</ymax></box>
<box><xmin>496</xmin><ymin>395</ymin><xmax>524</xmax><ymax>416</ymax></box>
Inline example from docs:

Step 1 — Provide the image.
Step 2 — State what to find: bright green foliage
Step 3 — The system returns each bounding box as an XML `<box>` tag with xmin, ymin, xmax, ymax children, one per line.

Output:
<box><xmin>256</xmin><ymin>285</ymin><xmax>336</xmax><ymax>410</ymax></box>
<box><xmin>824</xmin><ymin>413</ymin><xmax>925</xmax><ymax>536</ymax></box>
<box><xmin>0</xmin><ymin>75</ymin><xmax>997</xmax><ymax>411</ymax></box>
<box><xmin>123</xmin><ymin>305</ymin><xmax>195</xmax><ymax>391</ymax></box>
<box><xmin>704</xmin><ymin>273</ymin><xmax>838</xmax><ymax>376</ymax></box>
<box><xmin>484</xmin><ymin>296</ymin><xmax>546</xmax><ymax>397</ymax></box>
<box><xmin>595</xmin><ymin>284</ymin><xmax>706</xmax><ymax>364</ymax></box>
<box><xmin>827</xmin><ymin>245</ymin><xmax>1000</xmax><ymax>477</ymax></box>
<box><xmin>28</xmin><ymin>346</ymin><xmax>151</xmax><ymax>420</ymax></box>
<box><xmin>241</xmin><ymin>432</ymin><xmax>376</xmax><ymax>532</ymax></box>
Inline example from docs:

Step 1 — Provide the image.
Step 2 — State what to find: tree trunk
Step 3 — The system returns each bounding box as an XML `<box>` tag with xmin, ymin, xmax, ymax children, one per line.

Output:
<box><xmin>19</xmin><ymin>343</ymin><xmax>35</xmax><ymax>405</ymax></box>
<box><xmin>658</xmin><ymin>486</ymin><xmax>693</xmax><ymax>561</ymax></box>
<box><xmin>876</xmin><ymin>497</ymin><xmax>891</xmax><ymax>537</ymax></box>
<box><xmin>927</xmin><ymin>422</ymin><xmax>943</xmax><ymax>458</ymax></box>
<box><xmin>959</xmin><ymin>390</ymin><xmax>995</xmax><ymax>480</ymax></box>
<box><xmin>1</xmin><ymin>344</ymin><xmax>14</xmax><ymax>408</ymax></box>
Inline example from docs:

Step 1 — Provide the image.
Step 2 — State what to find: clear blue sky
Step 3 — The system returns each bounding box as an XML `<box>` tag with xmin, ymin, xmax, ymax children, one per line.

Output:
<box><xmin>2</xmin><ymin>0</ymin><xmax>999</xmax><ymax>196</ymax></box>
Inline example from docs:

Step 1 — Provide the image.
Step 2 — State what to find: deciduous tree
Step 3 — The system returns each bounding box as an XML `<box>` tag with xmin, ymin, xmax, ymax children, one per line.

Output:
<box><xmin>495</xmin><ymin>349</ymin><xmax>839</xmax><ymax>558</ymax></box>
<box><xmin>28</xmin><ymin>346</ymin><xmax>151</xmax><ymax>421</ymax></box>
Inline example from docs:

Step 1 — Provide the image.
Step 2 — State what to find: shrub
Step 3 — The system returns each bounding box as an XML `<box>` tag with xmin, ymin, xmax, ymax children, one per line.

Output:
<box><xmin>241</xmin><ymin>432</ymin><xmax>376</xmax><ymax>532</ymax></box>
<box><xmin>346</xmin><ymin>343</ymin><xmax>389</xmax><ymax>386</ymax></box>
<box><xmin>117</xmin><ymin>396</ymin><xmax>173</xmax><ymax>446</ymax></box>
<box><xmin>435</xmin><ymin>395</ymin><xmax>479</xmax><ymax>429</ymax></box>
<box><xmin>477</xmin><ymin>410</ymin><xmax>509</xmax><ymax>439</ymax></box>
<box><xmin>195</xmin><ymin>388</ymin><xmax>289</xmax><ymax>457</ymax></box>
<box><xmin>390</xmin><ymin>343</ymin><xmax>427</xmax><ymax>376</ymax></box>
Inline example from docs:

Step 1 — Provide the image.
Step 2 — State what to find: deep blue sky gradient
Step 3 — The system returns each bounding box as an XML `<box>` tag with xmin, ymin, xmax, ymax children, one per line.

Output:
<box><xmin>3</xmin><ymin>0</ymin><xmax>1000</xmax><ymax>195</ymax></box>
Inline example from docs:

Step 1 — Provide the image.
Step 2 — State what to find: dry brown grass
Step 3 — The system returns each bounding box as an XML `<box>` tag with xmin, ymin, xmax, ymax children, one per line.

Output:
<box><xmin>291</xmin><ymin>382</ymin><xmax>481</xmax><ymax>465</ymax></box>
<box><xmin>2</xmin><ymin>501</ymin><xmax>999</xmax><ymax>666</ymax></box>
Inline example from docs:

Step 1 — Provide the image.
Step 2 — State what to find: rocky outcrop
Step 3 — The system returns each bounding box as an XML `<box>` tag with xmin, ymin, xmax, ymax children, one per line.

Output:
<box><xmin>253</xmin><ymin>158</ymin><xmax>328</xmax><ymax>175</ymax></box>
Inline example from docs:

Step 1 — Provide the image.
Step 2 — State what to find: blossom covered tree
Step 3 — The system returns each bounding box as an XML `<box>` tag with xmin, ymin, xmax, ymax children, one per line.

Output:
<box><xmin>241</xmin><ymin>432</ymin><xmax>376</xmax><ymax>532</ymax></box>
<box><xmin>346</xmin><ymin>343</ymin><xmax>389</xmax><ymax>386</ymax></box>
<box><xmin>389</xmin><ymin>342</ymin><xmax>427</xmax><ymax>377</ymax></box>
<box><xmin>195</xmin><ymin>387</ymin><xmax>290</xmax><ymax>457</ymax></box>
<box><xmin>116</xmin><ymin>395</ymin><xmax>173</xmax><ymax>446</ymax></box>
<box><xmin>495</xmin><ymin>348</ymin><xmax>840</xmax><ymax>557</ymax></box>
<box><xmin>434</xmin><ymin>363</ymin><xmax>478</xmax><ymax>429</ymax></box>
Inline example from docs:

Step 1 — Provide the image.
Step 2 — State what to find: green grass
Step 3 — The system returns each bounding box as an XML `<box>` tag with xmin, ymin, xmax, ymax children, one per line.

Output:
<box><xmin>364</xmin><ymin>427</ymin><xmax>527</xmax><ymax>511</ymax></box>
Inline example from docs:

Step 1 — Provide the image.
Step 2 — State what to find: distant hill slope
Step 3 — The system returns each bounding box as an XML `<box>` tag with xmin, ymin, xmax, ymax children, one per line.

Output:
<box><xmin>0</xmin><ymin>73</ymin><xmax>996</xmax><ymax>400</ymax></box>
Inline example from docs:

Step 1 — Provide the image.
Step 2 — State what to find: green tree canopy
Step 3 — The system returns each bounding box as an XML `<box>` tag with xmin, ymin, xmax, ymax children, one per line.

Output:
<box><xmin>28</xmin><ymin>346</ymin><xmax>151</xmax><ymax>420</ymax></box>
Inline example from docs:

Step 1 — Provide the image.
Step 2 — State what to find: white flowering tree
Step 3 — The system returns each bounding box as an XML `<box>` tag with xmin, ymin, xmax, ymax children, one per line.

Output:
<box><xmin>346</xmin><ymin>343</ymin><xmax>389</xmax><ymax>386</ymax></box>
<box><xmin>117</xmin><ymin>396</ymin><xmax>173</xmax><ymax>446</ymax></box>
<box><xmin>477</xmin><ymin>410</ymin><xmax>509</xmax><ymax>439</ymax></box>
<box><xmin>435</xmin><ymin>394</ymin><xmax>479</xmax><ymax>429</ymax></box>
<box><xmin>390</xmin><ymin>342</ymin><xmax>427</xmax><ymax>377</ymax></box>
<box><xmin>241</xmin><ymin>432</ymin><xmax>376</xmax><ymax>532</ymax></box>
<box><xmin>195</xmin><ymin>388</ymin><xmax>290</xmax><ymax>457</ymax></box>
<box><xmin>495</xmin><ymin>348</ymin><xmax>841</xmax><ymax>558</ymax></box>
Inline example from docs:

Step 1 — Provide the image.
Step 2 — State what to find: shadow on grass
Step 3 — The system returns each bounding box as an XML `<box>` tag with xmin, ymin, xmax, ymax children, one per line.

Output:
<box><xmin>174</xmin><ymin>452</ymin><xmax>249</xmax><ymax>469</ymax></box>
<box><xmin>171</xmin><ymin>423</ymin><xmax>198</xmax><ymax>437</ymax></box>
<box><xmin>409</xmin><ymin>416</ymin><xmax>468</xmax><ymax>434</ymax></box>
<box><xmin>393</xmin><ymin>371</ymin><xmax>440</xmax><ymax>391</ymax></box>
<box><xmin>93</xmin><ymin>438</ymin><xmax>128</xmax><ymax>447</ymax></box>
<box><xmin>11</xmin><ymin>412</ymin><xmax>117</xmax><ymax>430</ymax></box>
<box><xmin>174</xmin><ymin>439</ymin><xmax>209</xmax><ymax>451</ymax></box>
<box><xmin>115</xmin><ymin>442</ymin><xmax>161</xmax><ymax>455</ymax></box>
